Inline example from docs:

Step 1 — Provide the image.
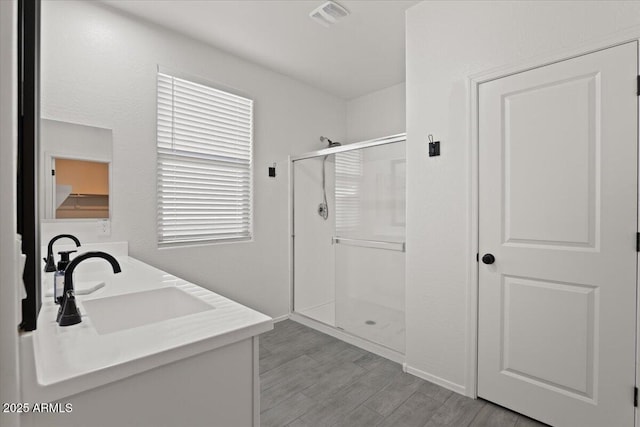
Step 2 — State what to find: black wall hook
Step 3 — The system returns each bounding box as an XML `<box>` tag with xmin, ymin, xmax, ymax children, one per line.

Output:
<box><xmin>428</xmin><ymin>134</ymin><xmax>440</xmax><ymax>157</ymax></box>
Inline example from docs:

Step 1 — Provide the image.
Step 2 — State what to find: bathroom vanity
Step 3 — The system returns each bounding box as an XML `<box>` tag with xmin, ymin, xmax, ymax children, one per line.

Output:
<box><xmin>20</xmin><ymin>243</ymin><xmax>272</xmax><ymax>427</ymax></box>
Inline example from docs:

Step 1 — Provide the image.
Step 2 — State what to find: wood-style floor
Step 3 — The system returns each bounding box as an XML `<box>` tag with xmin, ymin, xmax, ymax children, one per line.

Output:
<box><xmin>259</xmin><ymin>320</ymin><xmax>547</xmax><ymax>427</ymax></box>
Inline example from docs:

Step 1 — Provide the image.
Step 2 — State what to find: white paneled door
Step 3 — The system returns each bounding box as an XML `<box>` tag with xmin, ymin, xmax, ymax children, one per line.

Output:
<box><xmin>478</xmin><ymin>42</ymin><xmax>638</xmax><ymax>427</ymax></box>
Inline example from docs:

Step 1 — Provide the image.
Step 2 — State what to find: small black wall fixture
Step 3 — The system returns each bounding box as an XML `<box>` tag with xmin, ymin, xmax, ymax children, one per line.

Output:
<box><xmin>268</xmin><ymin>163</ymin><xmax>276</xmax><ymax>178</ymax></box>
<box><xmin>428</xmin><ymin>134</ymin><xmax>440</xmax><ymax>157</ymax></box>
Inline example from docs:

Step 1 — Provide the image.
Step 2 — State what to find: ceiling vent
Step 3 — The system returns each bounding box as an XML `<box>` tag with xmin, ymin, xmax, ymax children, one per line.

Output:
<box><xmin>309</xmin><ymin>1</ymin><xmax>349</xmax><ymax>27</ymax></box>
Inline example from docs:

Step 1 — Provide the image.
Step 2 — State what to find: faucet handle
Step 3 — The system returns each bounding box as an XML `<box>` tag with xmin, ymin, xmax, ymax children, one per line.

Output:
<box><xmin>43</xmin><ymin>254</ymin><xmax>57</xmax><ymax>273</ymax></box>
<box><xmin>58</xmin><ymin>290</ymin><xmax>82</xmax><ymax>327</ymax></box>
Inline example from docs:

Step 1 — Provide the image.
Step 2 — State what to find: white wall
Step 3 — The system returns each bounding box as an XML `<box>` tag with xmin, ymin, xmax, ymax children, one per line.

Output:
<box><xmin>40</xmin><ymin>0</ymin><xmax>346</xmax><ymax>319</ymax></box>
<box><xmin>0</xmin><ymin>1</ymin><xmax>21</xmax><ymax>426</ymax></box>
<box><xmin>346</xmin><ymin>82</ymin><xmax>405</xmax><ymax>143</ymax></box>
<box><xmin>405</xmin><ymin>0</ymin><xmax>640</xmax><ymax>393</ymax></box>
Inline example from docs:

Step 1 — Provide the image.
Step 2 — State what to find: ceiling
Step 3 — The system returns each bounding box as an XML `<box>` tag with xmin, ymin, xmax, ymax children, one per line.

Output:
<box><xmin>100</xmin><ymin>0</ymin><xmax>418</xmax><ymax>100</ymax></box>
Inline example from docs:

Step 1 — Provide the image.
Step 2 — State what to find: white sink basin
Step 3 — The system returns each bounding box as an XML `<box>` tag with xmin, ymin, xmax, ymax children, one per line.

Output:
<box><xmin>83</xmin><ymin>287</ymin><xmax>215</xmax><ymax>335</ymax></box>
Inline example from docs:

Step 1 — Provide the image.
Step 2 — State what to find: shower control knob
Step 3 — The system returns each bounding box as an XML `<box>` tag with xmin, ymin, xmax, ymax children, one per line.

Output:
<box><xmin>482</xmin><ymin>254</ymin><xmax>495</xmax><ymax>265</ymax></box>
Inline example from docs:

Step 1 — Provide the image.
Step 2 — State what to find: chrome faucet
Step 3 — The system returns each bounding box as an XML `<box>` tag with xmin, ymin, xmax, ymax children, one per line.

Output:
<box><xmin>57</xmin><ymin>251</ymin><xmax>121</xmax><ymax>327</ymax></box>
<box><xmin>43</xmin><ymin>234</ymin><xmax>81</xmax><ymax>272</ymax></box>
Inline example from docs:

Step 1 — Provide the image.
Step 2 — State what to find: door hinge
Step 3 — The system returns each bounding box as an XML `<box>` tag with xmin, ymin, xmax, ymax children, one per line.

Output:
<box><xmin>476</xmin><ymin>253</ymin><xmax>479</xmax><ymax>262</ymax></box>
<box><xmin>637</xmin><ymin>233</ymin><xmax>640</xmax><ymax>252</ymax></box>
<box><xmin>51</xmin><ymin>169</ymin><xmax>55</xmax><ymax>176</ymax></box>
<box><xmin>637</xmin><ymin>76</ymin><xmax>640</xmax><ymax>96</ymax></box>
<box><xmin>634</xmin><ymin>386</ymin><xmax>638</xmax><ymax>407</ymax></box>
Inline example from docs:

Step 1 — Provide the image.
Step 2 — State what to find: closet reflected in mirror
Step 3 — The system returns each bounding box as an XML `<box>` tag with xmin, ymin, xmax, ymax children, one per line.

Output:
<box><xmin>51</xmin><ymin>157</ymin><xmax>109</xmax><ymax>219</ymax></box>
<box><xmin>41</xmin><ymin>119</ymin><xmax>113</xmax><ymax>220</ymax></box>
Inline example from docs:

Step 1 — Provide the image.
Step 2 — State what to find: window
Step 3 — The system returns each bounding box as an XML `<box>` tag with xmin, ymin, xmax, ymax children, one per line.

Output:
<box><xmin>157</xmin><ymin>70</ymin><xmax>253</xmax><ymax>246</ymax></box>
<box><xmin>335</xmin><ymin>149</ymin><xmax>362</xmax><ymax>234</ymax></box>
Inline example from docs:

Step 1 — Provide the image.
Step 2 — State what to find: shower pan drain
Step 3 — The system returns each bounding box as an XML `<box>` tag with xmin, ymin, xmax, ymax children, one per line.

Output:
<box><xmin>365</xmin><ymin>320</ymin><xmax>376</xmax><ymax>325</ymax></box>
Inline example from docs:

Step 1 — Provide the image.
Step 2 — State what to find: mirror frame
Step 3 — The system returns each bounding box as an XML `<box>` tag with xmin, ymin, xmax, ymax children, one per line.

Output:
<box><xmin>18</xmin><ymin>0</ymin><xmax>41</xmax><ymax>332</ymax></box>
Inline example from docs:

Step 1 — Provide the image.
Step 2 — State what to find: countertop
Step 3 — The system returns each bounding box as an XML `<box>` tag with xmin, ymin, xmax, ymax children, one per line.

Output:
<box><xmin>22</xmin><ymin>255</ymin><xmax>273</xmax><ymax>402</ymax></box>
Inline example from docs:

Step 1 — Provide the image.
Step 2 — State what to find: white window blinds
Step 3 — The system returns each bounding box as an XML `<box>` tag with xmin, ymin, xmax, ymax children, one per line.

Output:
<box><xmin>335</xmin><ymin>149</ymin><xmax>363</xmax><ymax>234</ymax></box>
<box><xmin>157</xmin><ymin>71</ymin><xmax>253</xmax><ymax>246</ymax></box>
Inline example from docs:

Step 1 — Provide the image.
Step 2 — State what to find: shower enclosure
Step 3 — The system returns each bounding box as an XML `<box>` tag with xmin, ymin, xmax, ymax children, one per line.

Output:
<box><xmin>290</xmin><ymin>134</ymin><xmax>406</xmax><ymax>358</ymax></box>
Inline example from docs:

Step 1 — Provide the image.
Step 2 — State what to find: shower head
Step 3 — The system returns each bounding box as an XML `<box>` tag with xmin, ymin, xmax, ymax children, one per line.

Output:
<box><xmin>320</xmin><ymin>136</ymin><xmax>341</xmax><ymax>148</ymax></box>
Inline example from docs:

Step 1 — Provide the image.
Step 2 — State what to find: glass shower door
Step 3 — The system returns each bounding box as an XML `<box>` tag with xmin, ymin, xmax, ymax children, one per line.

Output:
<box><xmin>293</xmin><ymin>154</ymin><xmax>336</xmax><ymax>326</ymax></box>
<box><xmin>334</xmin><ymin>141</ymin><xmax>406</xmax><ymax>353</ymax></box>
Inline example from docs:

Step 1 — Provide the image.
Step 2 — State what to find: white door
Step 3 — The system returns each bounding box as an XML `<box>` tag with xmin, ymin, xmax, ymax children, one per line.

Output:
<box><xmin>478</xmin><ymin>42</ymin><xmax>638</xmax><ymax>427</ymax></box>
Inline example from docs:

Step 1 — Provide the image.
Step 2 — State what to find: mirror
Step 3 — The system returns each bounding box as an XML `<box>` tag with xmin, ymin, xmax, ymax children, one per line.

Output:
<box><xmin>40</xmin><ymin>119</ymin><xmax>113</xmax><ymax>220</ymax></box>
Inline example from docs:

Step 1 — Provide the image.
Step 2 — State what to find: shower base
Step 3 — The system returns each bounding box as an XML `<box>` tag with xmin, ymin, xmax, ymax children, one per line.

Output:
<box><xmin>298</xmin><ymin>301</ymin><xmax>336</xmax><ymax>327</ymax></box>
<box><xmin>296</xmin><ymin>297</ymin><xmax>405</xmax><ymax>354</ymax></box>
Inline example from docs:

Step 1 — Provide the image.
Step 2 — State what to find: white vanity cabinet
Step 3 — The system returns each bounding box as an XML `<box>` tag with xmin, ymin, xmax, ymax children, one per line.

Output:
<box><xmin>21</xmin><ymin>337</ymin><xmax>260</xmax><ymax>427</ymax></box>
<box><xmin>20</xmin><ymin>251</ymin><xmax>271</xmax><ymax>427</ymax></box>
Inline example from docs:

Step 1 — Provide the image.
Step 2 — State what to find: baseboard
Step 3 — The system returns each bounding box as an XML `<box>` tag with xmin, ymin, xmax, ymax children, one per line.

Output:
<box><xmin>289</xmin><ymin>312</ymin><xmax>405</xmax><ymax>365</ymax></box>
<box><xmin>272</xmin><ymin>314</ymin><xmax>290</xmax><ymax>323</ymax></box>
<box><xmin>404</xmin><ymin>365</ymin><xmax>467</xmax><ymax>396</ymax></box>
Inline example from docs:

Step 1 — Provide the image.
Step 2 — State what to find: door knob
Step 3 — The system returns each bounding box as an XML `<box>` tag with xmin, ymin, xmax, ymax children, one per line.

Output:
<box><xmin>482</xmin><ymin>254</ymin><xmax>495</xmax><ymax>265</ymax></box>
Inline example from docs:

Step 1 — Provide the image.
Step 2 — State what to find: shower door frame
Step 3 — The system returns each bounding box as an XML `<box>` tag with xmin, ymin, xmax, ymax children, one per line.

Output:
<box><xmin>288</xmin><ymin>133</ymin><xmax>407</xmax><ymax>358</ymax></box>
